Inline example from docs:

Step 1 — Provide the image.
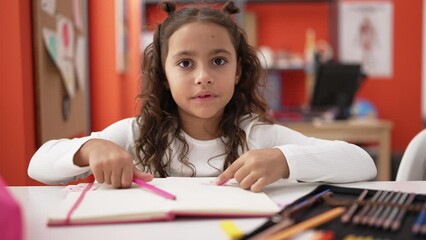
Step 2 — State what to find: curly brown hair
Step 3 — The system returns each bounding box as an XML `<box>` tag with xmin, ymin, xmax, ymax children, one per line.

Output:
<box><xmin>135</xmin><ymin>1</ymin><xmax>272</xmax><ymax>177</ymax></box>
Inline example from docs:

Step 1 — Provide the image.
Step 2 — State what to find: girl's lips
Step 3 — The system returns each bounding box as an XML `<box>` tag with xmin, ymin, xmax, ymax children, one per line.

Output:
<box><xmin>191</xmin><ymin>91</ymin><xmax>217</xmax><ymax>102</ymax></box>
<box><xmin>192</xmin><ymin>95</ymin><xmax>215</xmax><ymax>101</ymax></box>
<box><xmin>193</xmin><ymin>90</ymin><xmax>216</xmax><ymax>99</ymax></box>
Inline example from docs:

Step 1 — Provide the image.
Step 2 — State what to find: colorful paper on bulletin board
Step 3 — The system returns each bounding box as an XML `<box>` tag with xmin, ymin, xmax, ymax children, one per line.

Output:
<box><xmin>42</xmin><ymin>28</ymin><xmax>58</xmax><ymax>64</ymax></box>
<box><xmin>75</xmin><ymin>36</ymin><xmax>87</xmax><ymax>92</ymax></box>
<box><xmin>42</xmin><ymin>25</ymin><xmax>76</xmax><ymax>98</ymax></box>
<box><xmin>58</xmin><ymin>58</ymin><xmax>76</xmax><ymax>97</ymax></box>
<box><xmin>338</xmin><ymin>0</ymin><xmax>393</xmax><ymax>78</ymax></box>
<box><xmin>73</xmin><ymin>0</ymin><xmax>84</xmax><ymax>32</ymax></box>
<box><xmin>41</xmin><ymin>0</ymin><xmax>56</xmax><ymax>16</ymax></box>
<box><xmin>56</xmin><ymin>15</ymin><xmax>76</xmax><ymax>97</ymax></box>
<box><xmin>56</xmin><ymin>15</ymin><xmax>75</xmax><ymax>60</ymax></box>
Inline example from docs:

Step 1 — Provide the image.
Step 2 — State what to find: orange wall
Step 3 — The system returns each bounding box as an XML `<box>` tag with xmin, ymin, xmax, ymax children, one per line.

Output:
<box><xmin>0</xmin><ymin>0</ymin><xmax>36</xmax><ymax>186</ymax></box>
<box><xmin>89</xmin><ymin>0</ymin><xmax>141</xmax><ymax>131</ymax></box>
<box><xmin>0</xmin><ymin>0</ymin><xmax>141</xmax><ymax>185</ymax></box>
<box><xmin>249</xmin><ymin>1</ymin><xmax>423</xmax><ymax>152</ymax></box>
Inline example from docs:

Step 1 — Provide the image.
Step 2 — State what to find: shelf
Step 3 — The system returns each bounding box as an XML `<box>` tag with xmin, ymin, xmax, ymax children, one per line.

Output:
<box><xmin>142</xmin><ymin>0</ymin><xmax>335</xmax><ymax>26</ymax></box>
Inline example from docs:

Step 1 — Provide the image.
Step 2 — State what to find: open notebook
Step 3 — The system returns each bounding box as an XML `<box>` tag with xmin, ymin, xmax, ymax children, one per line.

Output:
<box><xmin>48</xmin><ymin>177</ymin><xmax>280</xmax><ymax>226</ymax></box>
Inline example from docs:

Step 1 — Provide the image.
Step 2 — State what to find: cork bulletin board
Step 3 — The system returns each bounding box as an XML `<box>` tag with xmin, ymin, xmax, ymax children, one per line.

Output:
<box><xmin>32</xmin><ymin>0</ymin><xmax>90</xmax><ymax>145</ymax></box>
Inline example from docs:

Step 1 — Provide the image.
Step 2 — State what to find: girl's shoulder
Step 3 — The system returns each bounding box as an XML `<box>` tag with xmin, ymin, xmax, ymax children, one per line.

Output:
<box><xmin>240</xmin><ymin>114</ymin><xmax>297</xmax><ymax>136</ymax></box>
<box><xmin>239</xmin><ymin>114</ymin><xmax>275</xmax><ymax>131</ymax></box>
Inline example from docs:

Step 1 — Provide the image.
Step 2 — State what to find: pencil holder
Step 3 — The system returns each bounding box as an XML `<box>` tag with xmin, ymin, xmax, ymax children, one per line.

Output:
<box><xmin>242</xmin><ymin>185</ymin><xmax>426</xmax><ymax>240</ymax></box>
<box><xmin>336</xmin><ymin>189</ymin><xmax>426</xmax><ymax>236</ymax></box>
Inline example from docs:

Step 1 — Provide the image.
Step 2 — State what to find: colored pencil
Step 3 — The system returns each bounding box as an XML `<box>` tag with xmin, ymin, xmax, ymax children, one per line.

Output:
<box><xmin>133</xmin><ymin>178</ymin><xmax>176</xmax><ymax>200</ymax></box>
<box><xmin>362</xmin><ymin>191</ymin><xmax>388</xmax><ymax>225</ymax></box>
<box><xmin>268</xmin><ymin>207</ymin><xmax>346</xmax><ymax>240</ymax></box>
<box><xmin>341</xmin><ymin>189</ymin><xmax>368</xmax><ymax>224</ymax></box>
<box><xmin>251</xmin><ymin>218</ymin><xmax>295</xmax><ymax>240</ymax></box>
<box><xmin>368</xmin><ymin>191</ymin><xmax>394</xmax><ymax>227</ymax></box>
<box><xmin>352</xmin><ymin>190</ymin><xmax>382</xmax><ymax>225</ymax></box>
<box><xmin>375</xmin><ymin>191</ymin><xmax>401</xmax><ymax>228</ymax></box>
<box><xmin>220</xmin><ymin>220</ymin><xmax>243</xmax><ymax>240</ymax></box>
<box><xmin>391</xmin><ymin>193</ymin><xmax>416</xmax><ymax>231</ymax></box>
<box><xmin>412</xmin><ymin>200</ymin><xmax>426</xmax><ymax>234</ymax></box>
<box><xmin>250</xmin><ymin>189</ymin><xmax>332</xmax><ymax>240</ymax></box>
<box><xmin>284</xmin><ymin>189</ymin><xmax>332</xmax><ymax>218</ymax></box>
<box><xmin>382</xmin><ymin>192</ymin><xmax>408</xmax><ymax>230</ymax></box>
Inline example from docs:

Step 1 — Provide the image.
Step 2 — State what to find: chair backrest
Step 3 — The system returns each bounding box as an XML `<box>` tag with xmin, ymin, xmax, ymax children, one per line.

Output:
<box><xmin>396</xmin><ymin>128</ymin><xmax>426</xmax><ymax>181</ymax></box>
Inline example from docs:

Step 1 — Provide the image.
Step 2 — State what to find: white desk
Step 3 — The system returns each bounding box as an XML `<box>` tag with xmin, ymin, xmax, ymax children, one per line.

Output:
<box><xmin>10</xmin><ymin>180</ymin><xmax>425</xmax><ymax>240</ymax></box>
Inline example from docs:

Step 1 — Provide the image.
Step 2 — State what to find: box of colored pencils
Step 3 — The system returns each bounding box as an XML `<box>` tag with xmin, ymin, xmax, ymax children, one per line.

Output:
<box><xmin>242</xmin><ymin>185</ymin><xmax>426</xmax><ymax>240</ymax></box>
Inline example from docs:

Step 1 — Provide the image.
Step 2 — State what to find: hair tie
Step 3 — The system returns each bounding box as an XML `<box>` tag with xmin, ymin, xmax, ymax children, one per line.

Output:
<box><xmin>223</xmin><ymin>1</ymin><xmax>240</xmax><ymax>15</ymax></box>
<box><xmin>160</xmin><ymin>1</ymin><xmax>176</xmax><ymax>15</ymax></box>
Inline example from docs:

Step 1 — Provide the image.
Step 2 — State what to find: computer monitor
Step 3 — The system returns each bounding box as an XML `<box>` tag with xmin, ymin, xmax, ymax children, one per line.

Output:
<box><xmin>309</xmin><ymin>63</ymin><xmax>364</xmax><ymax>120</ymax></box>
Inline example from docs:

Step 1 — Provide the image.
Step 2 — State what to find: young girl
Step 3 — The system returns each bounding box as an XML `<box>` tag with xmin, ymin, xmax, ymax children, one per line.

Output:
<box><xmin>28</xmin><ymin>1</ymin><xmax>377</xmax><ymax>192</ymax></box>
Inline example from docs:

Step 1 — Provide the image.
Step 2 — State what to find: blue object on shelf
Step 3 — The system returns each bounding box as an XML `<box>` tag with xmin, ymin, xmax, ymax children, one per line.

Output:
<box><xmin>351</xmin><ymin>98</ymin><xmax>378</xmax><ymax>118</ymax></box>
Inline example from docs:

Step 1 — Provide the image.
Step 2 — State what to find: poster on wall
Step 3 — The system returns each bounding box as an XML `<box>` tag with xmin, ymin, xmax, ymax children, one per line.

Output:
<box><xmin>338</xmin><ymin>0</ymin><xmax>393</xmax><ymax>78</ymax></box>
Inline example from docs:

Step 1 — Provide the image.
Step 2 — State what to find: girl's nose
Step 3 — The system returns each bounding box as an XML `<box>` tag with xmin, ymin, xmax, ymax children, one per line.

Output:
<box><xmin>195</xmin><ymin>67</ymin><xmax>214</xmax><ymax>85</ymax></box>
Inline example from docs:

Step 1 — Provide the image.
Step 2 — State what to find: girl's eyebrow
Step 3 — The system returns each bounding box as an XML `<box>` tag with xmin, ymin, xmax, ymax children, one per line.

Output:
<box><xmin>171</xmin><ymin>49</ymin><xmax>232</xmax><ymax>59</ymax></box>
<box><xmin>171</xmin><ymin>50</ymin><xmax>194</xmax><ymax>58</ymax></box>
<box><xmin>210</xmin><ymin>49</ymin><xmax>232</xmax><ymax>56</ymax></box>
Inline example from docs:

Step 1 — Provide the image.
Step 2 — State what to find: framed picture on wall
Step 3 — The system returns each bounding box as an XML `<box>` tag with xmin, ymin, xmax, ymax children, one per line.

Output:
<box><xmin>338</xmin><ymin>0</ymin><xmax>393</xmax><ymax>78</ymax></box>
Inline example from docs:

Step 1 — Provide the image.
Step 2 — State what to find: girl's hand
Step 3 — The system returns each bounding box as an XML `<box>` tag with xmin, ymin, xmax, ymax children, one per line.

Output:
<box><xmin>73</xmin><ymin>139</ymin><xmax>153</xmax><ymax>188</ymax></box>
<box><xmin>216</xmin><ymin>148</ymin><xmax>289</xmax><ymax>192</ymax></box>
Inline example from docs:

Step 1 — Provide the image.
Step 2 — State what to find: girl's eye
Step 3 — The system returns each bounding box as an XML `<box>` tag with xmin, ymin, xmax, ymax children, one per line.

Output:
<box><xmin>212</xmin><ymin>58</ymin><xmax>227</xmax><ymax>66</ymax></box>
<box><xmin>178</xmin><ymin>60</ymin><xmax>193</xmax><ymax>68</ymax></box>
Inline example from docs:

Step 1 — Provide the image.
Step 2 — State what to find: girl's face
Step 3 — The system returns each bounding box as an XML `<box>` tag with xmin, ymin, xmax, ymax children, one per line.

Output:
<box><xmin>164</xmin><ymin>22</ymin><xmax>240</xmax><ymax>126</ymax></box>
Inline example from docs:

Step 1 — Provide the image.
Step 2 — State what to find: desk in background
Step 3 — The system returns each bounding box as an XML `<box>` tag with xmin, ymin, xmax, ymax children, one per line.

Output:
<box><xmin>9</xmin><ymin>180</ymin><xmax>425</xmax><ymax>240</ymax></box>
<box><xmin>280</xmin><ymin>119</ymin><xmax>393</xmax><ymax>181</ymax></box>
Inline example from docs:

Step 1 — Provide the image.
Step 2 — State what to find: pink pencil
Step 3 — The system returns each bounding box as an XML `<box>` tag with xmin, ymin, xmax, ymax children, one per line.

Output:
<box><xmin>133</xmin><ymin>178</ymin><xmax>176</xmax><ymax>200</ymax></box>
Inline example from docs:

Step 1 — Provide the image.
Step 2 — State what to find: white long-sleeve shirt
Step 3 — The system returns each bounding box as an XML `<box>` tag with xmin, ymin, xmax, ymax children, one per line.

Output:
<box><xmin>28</xmin><ymin>117</ymin><xmax>377</xmax><ymax>185</ymax></box>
